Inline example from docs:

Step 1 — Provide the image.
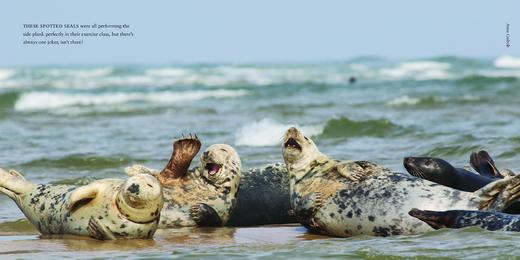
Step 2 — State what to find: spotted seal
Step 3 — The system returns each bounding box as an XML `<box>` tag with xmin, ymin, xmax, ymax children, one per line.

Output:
<box><xmin>126</xmin><ymin>135</ymin><xmax>241</xmax><ymax>228</ymax></box>
<box><xmin>409</xmin><ymin>175</ymin><xmax>520</xmax><ymax>231</ymax></box>
<box><xmin>282</xmin><ymin>127</ymin><xmax>516</xmax><ymax>237</ymax></box>
<box><xmin>0</xmin><ymin>168</ymin><xmax>163</xmax><ymax>240</ymax></box>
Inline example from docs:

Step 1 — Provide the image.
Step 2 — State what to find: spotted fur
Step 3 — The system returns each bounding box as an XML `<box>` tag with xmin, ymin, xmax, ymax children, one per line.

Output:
<box><xmin>282</xmin><ymin>127</ymin><xmax>516</xmax><ymax>237</ymax></box>
<box><xmin>0</xmin><ymin>168</ymin><xmax>163</xmax><ymax>240</ymax></box>
<box><xmin>126</xmin><ymin>143</ymin><xmax>241</xmax><ymax>228</ymax></box>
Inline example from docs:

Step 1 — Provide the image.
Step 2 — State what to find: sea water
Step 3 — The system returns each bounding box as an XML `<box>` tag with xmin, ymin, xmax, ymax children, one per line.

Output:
<box><xmin>1</xmin><ymin>55</ymin><xmax>520</xmax><ymax>258</ymax></box>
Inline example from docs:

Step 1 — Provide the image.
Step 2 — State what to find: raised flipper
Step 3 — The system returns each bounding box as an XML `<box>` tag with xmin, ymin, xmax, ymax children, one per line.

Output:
<box><xmin>470</xmin><ymin>150</ymin><xmax>503</xmax><ymax>179</ymax></box>
<box><xmin>159</xmin><ymin>134</ymin><xmax>201</xmax><ymax>184</ymax></box>
<box><xmin>0</xmin><ymin>168</ymin><xmax>34</xmax><ymax>200</ymax></box>
<box><xmin>408</xmin><ymin>208</ymin><xmax>459</xmax><ymax>229</ymax></box>
<box><xmin>335</xmin><ymin>161</ymin><xmax>381</xmax><ymax>182</ymax></box>
<box><xmin>66</xmin><ymin>183</ymin><xmax>101</xmax><ymax>212</ymax></box>
<box><xmin>190</xmin><ymin>203</ymin><xmax>222</xmax><ymax>226</ymax></box>
<box><xmin>292</xmin><ymin>192</ymin><xmax>323</xmax><ymax>230</ymax></box>
<box><xmin>124</xmin><ymin>164</ymin><xmax>160</xmax><ymax>177</ymax></box>
<box><xmin>87</xmin><ymin>216</ymin><xmax>116</xmax><ymax>240</ymax></box>
<box><xmin>475</xmin><ymin>174</ymin><xmax>520</xmax><ymax>211</ymax></box>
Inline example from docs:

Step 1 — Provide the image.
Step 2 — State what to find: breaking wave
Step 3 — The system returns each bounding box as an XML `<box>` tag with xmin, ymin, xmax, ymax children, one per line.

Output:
<box><xmin>494</xmin><ymin>55</ymin><xmax>520</xmax><ymax>69</ymax></box>
<box><xmin>320</xmin><ymin>117</ymin><xmax>406</xmax><ymax>138</ymax></box>
<box><xmin>378</xmin><ymin>61</ymin><xmax>453</xmax><ymax>80</ymax></box>
<box><xmin>235</xmin><ymin>117</ymin><xmax>408</xmax><ymax>146</ymax></box>
<box><xmin>234</xmin><ymin>118</ymin><xmax>323</xmax><ymax>147</ymax></box>
<box><xmin>14</xmin><ymin>89</ymin><xmax>247</xmax><ymax>111</ymax></box>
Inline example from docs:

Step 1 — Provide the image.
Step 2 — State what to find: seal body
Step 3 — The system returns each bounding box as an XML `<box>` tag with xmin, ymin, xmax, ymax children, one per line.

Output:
<box><xmin>282</xmin><ymin>127</ymin><xmax>511</xmax><ymax>237</ymax></box>
<box><xmin>295</xmin><ymin>162</ymin><xmax>479</xmax><ymax>236</ymax></box>
<box><xmin>403</xmin><ymin>156</ymin><xmax>520</xmax><ymax>214</ymax></box>
<box><xmin>227</xmin><ymin>163</ymin><xmax>295</xmax><ymax>226</ymax></box>
<box><xmin>403</xmin><ymin>157</ymin><xmax>493</xmax><ymax>192</ymax></box>
<box><xmin>409</xmin><ymin>208</ymin><xmax>520</xmax><ymax>231</ymax></box>
<box><xmin>0</xmin><ymin>168</ymin><xmax>163</xmax><ymax>240</ymax></box>
<box><xmin>126</xmin><ymin>136</ymin><xmax>241</xmax><ymax>228</ymax></box>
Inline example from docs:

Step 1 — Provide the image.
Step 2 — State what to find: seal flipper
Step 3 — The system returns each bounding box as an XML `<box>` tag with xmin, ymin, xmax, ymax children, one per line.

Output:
<box><xmin>470</xmin><ymin>150</ymin><xmax>503</xmax><ymax>179</ymax></box>
<box><xmin>190</xmin><ymin>203</ymin><xmax>222</xmax><ymax>226</ymax></box>
<box><xmin>66</xmin><ymin>183</ymin><xmax>100</xmax><ymax>211</ymax></box>
<box><xmin>87</xmin><ymin>216</ymin><xmax>116</xmax><ymax>240</ymax></box>
<box><xmin>335</xmin><ymin>161</ymin><xmax>380</xmax><ymax>182</ymax></box>
<box><xmin>159</xmin><ymin>134</ymin><xmax>201</xmax><ymax>183</ymax></box>
<box><xmin>408</xmin><ymin>208</ymin><xmax>458</xmax><ymax>229</ymax></box>
<box><xmin>475</xmin><ymin>174</ymin><xmax>520</xmax><ymax>211</ymax></box>
<box><xmin>0</xmin><ymin>168</ymin><xmax>34</xmax><ymax>200</ymax></box>
<box><xmin>292</xmin><ymin>192</ymin><xmax>324</xmax><ymax>230</ymax></box>
<box><xmin>124</xmin><ymin>164</ymin><xmax>160</xmax><ymax>177</ymax></box>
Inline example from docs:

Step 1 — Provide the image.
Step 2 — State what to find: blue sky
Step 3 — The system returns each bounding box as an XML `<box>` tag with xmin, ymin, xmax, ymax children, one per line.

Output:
<box><xmin>0</xmin><ymin>1</ymin><xmax>518</xmax><ymax>66</ymax></box>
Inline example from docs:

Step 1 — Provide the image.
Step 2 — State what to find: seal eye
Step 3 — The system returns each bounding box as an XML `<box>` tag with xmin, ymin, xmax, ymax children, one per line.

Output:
<box><xmin>284</xmin><ymin>138</ymin><xmax>302</xmax><ymax>151</ymax></box>
<box><xmin>425</xmin><ymin>160</ymin><xmax>432</xmax><ymax>166</ymax></box>
<box><xmin>205</xmin><ymin>163</ymin><xmax>221</xmax><ymax>176</ymax></box>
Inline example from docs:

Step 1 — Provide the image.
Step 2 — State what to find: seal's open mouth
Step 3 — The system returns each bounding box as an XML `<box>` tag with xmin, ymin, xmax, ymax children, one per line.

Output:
<box><xmin>205</xmin><ymin>163</ymin><xmax>221</xmax><ymax>176</ymax></box>
<box><xmin>284</xmin><ymin>138</ymin><xmax>302</xmax><ymax>151</ymax></box>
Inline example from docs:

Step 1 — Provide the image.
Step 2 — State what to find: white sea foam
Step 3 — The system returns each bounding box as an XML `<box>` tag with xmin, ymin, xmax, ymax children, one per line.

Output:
<box><xmin>380</xmin><ymin>61</ymin><xmax>452</xmax><ymax>80</ymax></box>
<box><xmin>145</xmin><ymin>68</ymin><xmax>189</xmax><ymax>77</ymax></box>
<box><xmin>494</xmin><ymin>55</ymin><xmax>520</xmax><ymax>68</ymax></box>
<box><xmin>14</xmin><ymin>89</ymin><xmax>247</xmax><ymax>111</ymax></box>
<box><xmin>0</xmin><ymin>69</ymin><xmax>15</xmax><ymax>81</ymax></box>
<box><xmin>46</xmin><ymin>67</ymin><xmax>113</xmax><ymax>78</ymax></box>
<box><xmin>235</xmin><ymin>118</ymin><xmax>323</xmax><ymax>147</ymax></box>
<box><xmin>386</xmin><ymin>95</ymin><xmax>421</xmax><ymax>106</ymax></box>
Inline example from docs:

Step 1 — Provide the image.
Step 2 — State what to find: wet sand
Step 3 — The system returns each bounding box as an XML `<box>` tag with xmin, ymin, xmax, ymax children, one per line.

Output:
<box><xmin>0</xmin><ymin>221</ymin><xmax>328</xmax><ymax>258</ymax></box>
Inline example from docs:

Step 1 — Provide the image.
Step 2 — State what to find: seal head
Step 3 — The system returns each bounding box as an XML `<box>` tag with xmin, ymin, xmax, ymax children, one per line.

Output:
<box><xmin>282</xmin><ymin>127</ymin><xmax>326</xmax><ymax>181</ymax></box>
<box><xmin>199</xmin><ymin>144</ymin><xmax>241</xmax><ymax>188</ymax></box>
<box><xmin>116</xmin><ymin>174</ymin><xmax>164</xmax><ymax>223</ymax></box>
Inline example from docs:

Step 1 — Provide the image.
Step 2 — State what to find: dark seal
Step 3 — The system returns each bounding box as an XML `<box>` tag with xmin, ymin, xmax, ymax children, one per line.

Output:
<box><xmin>403</xmin><ymin>157</ymin><xmax>493</xmax><ymax>192</ymax></box>
<box><xmin>409</xmin><ymin>208</ymin><xmax>520</xmax><ymax>232</ymax></box>
<box><xmin>227</xmin><ymin>163</ymin><xmax>295</xmax><ymax>226</ymax></box>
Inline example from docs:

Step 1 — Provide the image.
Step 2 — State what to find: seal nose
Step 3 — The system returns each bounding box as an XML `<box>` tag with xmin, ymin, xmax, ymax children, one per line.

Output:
<box><xmin>403</xmin><ymin>157</ymin><xmax>415</xmax><ymax>165</ymax></box>
<box><xmin>117</xmin><ymin>174</ymin><xmax>164</xmax><ymax>223</ymax></box>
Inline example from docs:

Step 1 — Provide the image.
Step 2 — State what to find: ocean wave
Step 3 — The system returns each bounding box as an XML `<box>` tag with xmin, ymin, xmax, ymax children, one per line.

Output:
<box><xmin>235</xmin><ymin>118</ymin><xmax>323</xmax><ymax>147</ymax></box>
<box><xmin>386</xmin><ymin>94</ymin><xmax>482</xmax><ymax>107</ymax></box>
<box><xmin>379</xmin><ymin>61</ymin><xmax>453</xmax><ymax>80</ymax></box>
<box><xmin>386</xmin><ymin>95</ymin><xmax>421</xmax><ymax>106</ymax></box>
<box><xmin>0</xmin><ymin>69</ymin><xmax>15</xmax><ymax>80</ymax></box>
<box><xmin>14</xmin><ymin>89</ymin><xmax>247</xmax><ymax>111</ymax></box>
<box><xmin>424</xmin><ymin>144</ymin><xmax>483</xmax><ymax>157</ymax></box>
<box><xmin>494</xmin><ymin>55</ymin><xmax>520</xmax><ymax>68</ymax></box>
<box><xmin>0</xmin><ymin>91</ymin><xmax>19</xmax><ymax>109</ymax></box>
<box><xmin>145</xmin><ymin>68</ymin><xmax>189</xmax><ymax>77</ymax></box>
<box><xmin>46</xmin><ymin>67</ymin><xmax>114</xmax><ymax>78</ymax></box>
<box><xmin>456</xmin><ymin>75</ymin><xmax>518</xmax><ymax>85</ymax></box>
<box><xmin>320</xmin><ymin>117</ymin><xmax>406</xmax><ymax>138</ymax></box>
<box><xmin>234</xmin><ymin>117</ymin><xmax>407</xmax><ymax>146</ymax></box>
<box><xmin>16</xmin><ymin>154</ymin><xmax>142</xmax><ymax>170</ymax></box>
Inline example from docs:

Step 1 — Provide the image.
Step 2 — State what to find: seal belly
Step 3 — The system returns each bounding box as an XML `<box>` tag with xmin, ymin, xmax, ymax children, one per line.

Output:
<box><xmin>19</xmin><ymin>184</ymin><xmax>83</xmax><ymax>235</ymax></box>
<box><xmin>313</xmin><ymin>171</ymin><xmax>477</xmax><ymax>236</ymax></box>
